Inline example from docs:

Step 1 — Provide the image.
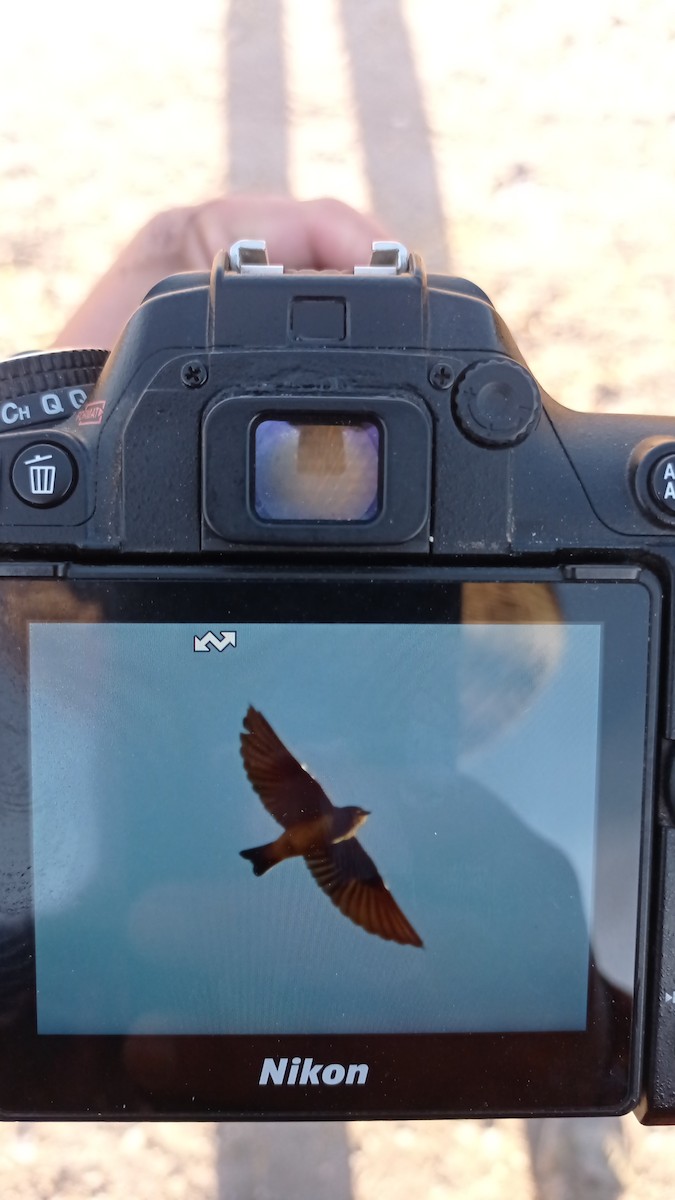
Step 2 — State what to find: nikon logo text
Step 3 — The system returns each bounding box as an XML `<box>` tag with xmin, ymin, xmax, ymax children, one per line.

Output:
<box><xmin>259</xmin><ymin>1057</ymin><xmax>369</xmax><ymax>1086</ymax></box>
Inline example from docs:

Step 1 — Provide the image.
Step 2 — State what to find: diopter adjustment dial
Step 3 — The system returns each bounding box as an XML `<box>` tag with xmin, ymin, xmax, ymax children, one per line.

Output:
<box><xmin>0</xmin><ymin>349</ymin><xmax>108</xmax><ymax>432</ymax></box>
<box><xmin>452</xmin><ymin>359</ymin><xmax>542</xmax><ymax>448</ymax></box>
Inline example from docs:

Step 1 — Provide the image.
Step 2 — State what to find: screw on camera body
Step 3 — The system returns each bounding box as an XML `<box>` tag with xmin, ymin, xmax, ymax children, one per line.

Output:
<box><xmin>429</xmin><ymin>361</ymin><xmax>454</xmax><ymax>390</ymax></box>
<box><xmin>181</xmin><ymin>360</ymin><xmax>208</xmax><ymax>388</ymax></box>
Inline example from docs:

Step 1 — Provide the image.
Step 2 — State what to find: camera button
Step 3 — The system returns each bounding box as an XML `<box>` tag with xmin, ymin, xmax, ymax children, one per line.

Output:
<box><xmin>11</xmin><ymin>442</ymin><xmax>77</xmax><ymax>507</ymax></box>
<box><xmin>649</xmin><ymin>455</ymin><xmax>675</xmax><ymax>515</ymax></box>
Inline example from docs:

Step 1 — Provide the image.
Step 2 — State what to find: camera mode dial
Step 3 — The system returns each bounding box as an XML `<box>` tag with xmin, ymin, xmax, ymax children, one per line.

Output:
<box><xmin>0</xmin><ymin>349</ymin><xmax>108</xmax><ymax>432</ymax></box>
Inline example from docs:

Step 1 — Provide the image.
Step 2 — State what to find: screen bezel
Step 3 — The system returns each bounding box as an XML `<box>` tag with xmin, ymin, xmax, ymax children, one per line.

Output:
<box><xmin>0</xmin><ymin>565</ymin><xmax>657</xmax><ymax>1118</ymax></box>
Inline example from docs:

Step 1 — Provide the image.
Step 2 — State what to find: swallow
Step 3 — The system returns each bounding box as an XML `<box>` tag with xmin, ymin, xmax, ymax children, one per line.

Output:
<box><xmin>238</xmin><ymin>707</ymin><xmax>422</xmax><ymax>947</ymax></box>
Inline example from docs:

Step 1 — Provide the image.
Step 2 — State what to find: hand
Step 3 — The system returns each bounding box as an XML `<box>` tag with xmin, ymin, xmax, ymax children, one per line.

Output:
<box><xmin>54</xmin><ymin>195</ymin><xmax>389</xmax><ymax>349</ymax></box>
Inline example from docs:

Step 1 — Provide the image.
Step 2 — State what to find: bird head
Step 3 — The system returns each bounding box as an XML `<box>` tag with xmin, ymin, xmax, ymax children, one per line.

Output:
<box><xmin>333</xmin><ymin>805</ymin><xmax>372</xmax><ymax>842</ymax></box>
<box><xmin>351</xmin><ymin>806</ymin><xmax>371</xmax><ymax>829</ymax></box>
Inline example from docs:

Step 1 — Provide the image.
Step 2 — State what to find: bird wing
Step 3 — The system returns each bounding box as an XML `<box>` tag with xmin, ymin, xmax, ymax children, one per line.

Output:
<box><xmin>305</xmin><ymin>838</ymin><xmax>423</xmax><ymax>948</ymax></box>
<box><xmin>240</xmin><ymin>706</ymin><xmax>333</xmax><ymax>829</ymax></box>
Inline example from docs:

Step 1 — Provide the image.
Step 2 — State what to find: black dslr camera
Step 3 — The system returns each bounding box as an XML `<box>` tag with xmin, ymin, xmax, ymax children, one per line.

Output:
<box><xmin>0</xmin><ymin>240</ymin><xmax>673</xmax><ymax>1122</ymax></box>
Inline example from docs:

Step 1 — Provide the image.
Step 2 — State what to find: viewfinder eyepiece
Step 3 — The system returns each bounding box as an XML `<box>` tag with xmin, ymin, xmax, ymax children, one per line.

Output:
<box><xmin>202</xmin><ymin>392</ymin><xmax>431</xmax><ymax>546</ymax></box>
<box><xmin>253</xmin><ymin>419</ymin><xmax>380</xmax><ymax>521</ymax></box>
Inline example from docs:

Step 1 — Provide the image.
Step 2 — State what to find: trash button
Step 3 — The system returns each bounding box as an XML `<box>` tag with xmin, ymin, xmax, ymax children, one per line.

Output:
<box><xmin>11</xmin><ymin>442</ymin><xmax>76</xmax><ymax>507</ymax></box>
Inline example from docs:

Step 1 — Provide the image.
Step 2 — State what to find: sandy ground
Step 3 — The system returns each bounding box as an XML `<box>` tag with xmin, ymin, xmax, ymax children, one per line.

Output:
<box><xmin>2</xmin><ymin>0</ymin><xmax>675</xmax><ymax>1196</ymax></box>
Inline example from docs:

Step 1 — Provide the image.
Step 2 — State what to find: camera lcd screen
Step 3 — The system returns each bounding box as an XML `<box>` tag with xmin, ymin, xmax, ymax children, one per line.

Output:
<box><xmin>31</xmin><ymin>621</ymin><xmax>598</xmax><ymax>1037</ymax></box>
<box><xmin>0</xmin><ymin>571</ymin><xmax>655</xmax><ymax>1117</ymax></box>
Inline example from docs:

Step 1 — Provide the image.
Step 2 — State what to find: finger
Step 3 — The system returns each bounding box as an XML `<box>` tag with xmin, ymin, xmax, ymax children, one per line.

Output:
<box><xmin>182</xmin><ymin>195</ymin><xmax>390</xmax><ymax>271</ymax></box>
<box><xmin>299</xmin><ymin>197</ymin><xmax>391</xmax><ymax>269</ymax></box>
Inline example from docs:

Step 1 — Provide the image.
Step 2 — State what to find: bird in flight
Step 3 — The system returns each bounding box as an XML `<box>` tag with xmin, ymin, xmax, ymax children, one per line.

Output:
<box><xmin>239</xmin><ymin>706</ymin><xmax>423</xmax><ymax>947</ymax></box>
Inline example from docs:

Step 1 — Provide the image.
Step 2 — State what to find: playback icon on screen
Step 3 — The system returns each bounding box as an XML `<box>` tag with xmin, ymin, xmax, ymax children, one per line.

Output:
<box><xmin>193</xmin><ymin>631</ymin><xmax>237</xmax><ymax>652</ymax></box>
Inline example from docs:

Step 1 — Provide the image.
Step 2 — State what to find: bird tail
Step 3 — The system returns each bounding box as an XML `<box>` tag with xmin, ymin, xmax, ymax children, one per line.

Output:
<box><xmin>239</xmin><ymin>842</ymin><xmax>279</xmax><ymax>877</ymax></box>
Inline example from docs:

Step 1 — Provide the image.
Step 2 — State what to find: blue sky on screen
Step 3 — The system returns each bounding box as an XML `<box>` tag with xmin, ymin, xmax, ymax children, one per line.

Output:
<box><xmin>29</xmin><ymin>620</ymin><xmax>601</xmax><ymax>1035</ymax></box>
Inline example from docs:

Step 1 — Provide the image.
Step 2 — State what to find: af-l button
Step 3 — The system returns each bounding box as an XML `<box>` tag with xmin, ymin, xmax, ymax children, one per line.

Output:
<box><xmin>11</xmin><ymin>443</ymin><xmax>77</xmax><ymax>507</ymax></box>
<box><xmin>650</xmin><ymin>455</ymin><xmax>675</xmax><ymax>515</ymax></box>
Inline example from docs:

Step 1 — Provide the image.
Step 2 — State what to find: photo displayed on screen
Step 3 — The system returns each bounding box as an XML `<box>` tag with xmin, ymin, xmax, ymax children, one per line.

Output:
<box><xmin>29</xmin><ymin>617</ymin><xmax>602</xmax><ymax>1036</ymax></box>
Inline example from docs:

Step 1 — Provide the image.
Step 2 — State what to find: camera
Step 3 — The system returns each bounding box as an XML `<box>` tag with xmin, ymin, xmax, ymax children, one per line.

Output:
<box><xmin>0</xmin><ymin>239</ymin><xmax>672</xmax><ymax>1122</ymax></box>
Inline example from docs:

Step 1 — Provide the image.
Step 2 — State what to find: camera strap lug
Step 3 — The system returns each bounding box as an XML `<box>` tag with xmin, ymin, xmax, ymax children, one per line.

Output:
<box><xmin>227</xmin><ymin>240</ymin><xmax>284</xmax><ymax>275</ymax></box>
<box><xmin>227</xmin><ymin>239</ymin><xmax>411</xmax><ymax>277</ymax></box>
<box><xmin>354</xmin><ymin>241</ymin><xmax>411</xmax><ymax>275</ymax></box>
